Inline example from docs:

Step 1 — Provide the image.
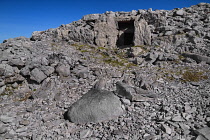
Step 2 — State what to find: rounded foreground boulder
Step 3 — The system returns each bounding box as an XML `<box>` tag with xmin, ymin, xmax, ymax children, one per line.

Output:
<box><xmin>66</xmin><ymin>89</ymin><xmax>124</xmax><ymax>124</ymax></box>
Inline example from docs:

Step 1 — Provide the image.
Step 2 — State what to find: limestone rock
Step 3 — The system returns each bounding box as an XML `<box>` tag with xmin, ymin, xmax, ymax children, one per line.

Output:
<box><xmin>0</xmin><ymin>85</ymin><xmax>6</xmax><ymax>94</ymax></box>
<box><xmin>134</xmin><ymin>19</ymin><xmax>151</xmax><ymax>46</ymax></box>
<box><xmin>196</xmin><ymin>135</ymin><xmax>208</xmax><ymax>140</ymax></box>
<box><xmin>161</xmin><ymin>124</ymin><xmax>172</xmax><ymax>134</ymax></box>
<box><xmin>8</xmin><ymin>58</ymin><xmax>25</xmax><ymax>68</ymax></box>
<box><xmin>30</xmin><ymin>68</ymin><xmax>47</xmax><ymax>83</ymax></box>
<box><xmin>0</xmin><ymin>125</ymin><xmax>7</xmax><ymax>134</ymax></box>
<box><xmin>79</xmin><ymin>129</ymin><xmax>93</xmax><ymax>139</ymax></box>
<box><xmin>20</xmin><ymin>66</ymin><xmax>30</xmax><ymax>76</ymax></box>
<box><xmin>0</xmin><ymin>115</ymin><xmax>14</xmax><ymax>123</ymax></box>
<box><xmin>0</xmin><ymin>3</ymin><xmax>210</xmax><ymax>140</ymax></box>
<box><xmin>5</xmin><ymin>74</ymin><xmax>25</xmax><ymax>84</ymax></box>
<box><xmin>195</xmin><ymin>127</ymin><xmax>210</xmax><ymax>140</ymax></box>
<box><xmin>174</xmin><ymin>9</ymin><xmax>184</xmax><ymax>16</ymax></box>
<box><xmin>182</xmin><ymin>53</ymin><xmax>210</xmax><ymax>64</ymax></box>
<box><xmin>30</xmin><ymin>31</ymin><xmax>45</xmax><ymax>41</ymax></box>
<box><xmin>55</xmin><ymin>64</ymin><xmax>70</xmax><ymax>77</ymax></box>
<box><xmin>0</xmin><ymin>64</ymin><xmax>15</xmax><ymax>78</ymax></box>
<box><xmin>66</xmin><ymin>89</ymin><xmax>124</xmax><ymax>123</ymax></box>
<box><xmin>115</xmin><ymin>81</ymin><xmax>155</xmax><ymax>102</ymax></box>
<box><xmin>115</xmin><ymin>81</ymin><xmax>136</xmax><ymax>100</ymax></box>
<box><xmin>40</xmin><ymin>66</ymin><xmax>55</xmax><ymax>76</ymax></box>
<box><xmin>172</xmin><ymin>115</ymin><xmax>185</xmax><ymax>122</ymax></box>
<box><xmin>82</xmin><ymin>14</ymin><xmax>100</xmax><ymax>21</ymax></box>
<box><xmin>93</xmin><ymin>78</ymin><xmax>106</xmax><ymax>90</ymax></box>
<box><xmin>131</xmin><ymin>47</ymin><xmax>144</xmax><ymax>57</ymax></box>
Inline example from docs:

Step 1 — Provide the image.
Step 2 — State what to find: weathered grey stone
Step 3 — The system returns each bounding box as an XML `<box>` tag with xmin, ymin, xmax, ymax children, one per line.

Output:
<box><xmin>56</xmin><ymin>64</ymin><xmax>70</xmax><ymax>77</ymax></box>
<box><xmin>134</xmin><ymin>19</ymin><xmax>151</xmax><ymax>46</ymax></box>
<box><xmin>195</xmin><ymin>127</ymin><xmax>210</xmax><ymax>140</ymax></box>
<box><xmin>93</xmin><ymin>78</ymin><xmax>106</xmax><ymax>90</ymax></box>
<box><xmin>0</xmin><ymin>64</ymin><xmax>15</xmax><ymax>78</ymax></box>
<box><xmin>145</xmin><ymin>52</ymin><xmax>159</xmax><ymax>63</ymax></box>
<box><xmin>40</xmin><ymin>66</ymin><xmax>55</xmax><ymax>76</ymax></box>
<box><xmin>182</xmin><ymin>53</ymin><xmax>210</xmax><ymax>64</ymax></box>
<box><xmin>133</xmin><ymin>57</ymin><xmax>144</xmax><ymax>65</ymax></box>
<box><xmin>77</xmin><ymin>70</ymin><xmax>89</xmax><ymax>79</ymax></box>
<box><xmin>30</xmin><ymin>68</ymin><xmax>47</xmax><ymax>83</ymax></box>
<box><xmin>94</xmin><ymin>20</ymin><xmax>118</xmax><ymax>47</ymax></box>
<box><xmin>0</xmin><ymin>79</ymin><xmax>5</xmax><ymax>87</ymax></box>
<box><xmin>66</xmin><ymin>89</ymin><xmax>124</xmax><ymax>123</ymax></box>
<box><xmin>0</xmin><ymin>125</ymin><xmax>7</xmax><ymax>134</ymax></box>
<box><xmin>121</xmin><ymin>98</ymin><xmax>131</xmax><ymax>106</ymax></box>
<box><xmin>82</xmin><ymin>14</ymin><xmax>100</xmax><ymax>21</ymax></box>
<box><xmin>112</xmin><ymin>71</ymin><xmax>122</xmax><ymax>78</ymax></box>
<box><xmin>5</xmin><ymin>74</ymin><xmax>25</xmax><ymax>84</ymax></box>
<box><xmin>30</xmin><ymin>31</ymin><xmax>44</xmax><ymax>41</ymax></box>
<box><xmin>161</xmin><ymin>124</ymin><xmax>172</xmax><ymax>134</ymax></box>
<box><xmin>19</xmin><ymin>120</ymin><xmax>30</xmax><ymax>126</ymax></box>
<box><xmin>115</xmin><ymin>81</ymin><xmax>136</xmax><ymax>100</ymax></box>
<box><xmin>0</xmin><ymin>3</ymin><xmax>210</xmax><ymax>139</ymax></box>
<box><xmin>134</xmin><ymin>87</ymin><xmax>157</xmax><ymax>98</ymax></box>
<box><xmin>189</xmin><ymin>36</ymin><xmax>203</xmax><ymax>44</ymax></box>
<box><xmin>12</xmin><ymin>82</ymin><xmax>18</xmax><ymax>88</ymax></box>
<box><xmin>0</xmin><ymin>115</ymin><xmax>14</xmax><ymax>123</ymax></box>
<box><xmin>196</xmin><ymin>135</ymin><xmax>208</xmax><ymax>140</ymax></box>
<box><xmin>172</xmin><ymin>115</ymin><xmax>185</xmax><ymax>122</ymax></box>
<box><xmin>20</xmin><ymin>66</ymin><xmax>30</xmax><ymax>76</ymax></box>
<box><xmin>132</xmin><ymin>94</ymin><xmax>154</xmax><ymax>102</ymax></box>
<box><xmin>79</xmin><ymin>129</ymin><xmax>93</xmax><ymax>139</ymax></box>
<box><xmin>16</xmin><ymin>127</ymin><xmax>28</xmax><ymax>133</ymax></box>
<box><xmin>8</xmin><ymin>58</ymin><xmax>25</xmax><ymax>67</ymax></box>
<box><xmin>0</xmin><ymin>85</ymin><xmax>6</xmax><ymax>94</ymax></box>
<box><xmin>179</xmin><ymin>123</ymin><xmax>190</xmax><ymax>135</ymax></box>
<box><xmin>131</xmin><ymin>46</ymin><xmax>144</xmax><ymax>57</ymax></box>
<box><xmin>164</xmin><ymin>31</ymin><xmax>173</xmax><ymax>36</ymax></box>
<box><xmin>174</xmin><ymin>9</ymin><xmax>184</xmax><ymax>16</ymax></box>
<box><xmin>42</xmin><ymin>114</ymin><xmax>56</xmax><ymax>122</ymax></box>
<box><xmin>115</xmin><ymin>81</ymin><xmax>156</xmax><ymax>101</ymax></box>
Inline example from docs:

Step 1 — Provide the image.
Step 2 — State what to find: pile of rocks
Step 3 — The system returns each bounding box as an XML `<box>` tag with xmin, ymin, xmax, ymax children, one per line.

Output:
<box><xmin>0</xmin><ymin>3</ymin><xmax>210</xmax><ymax>140</ymax></box>
<box><xmin>31</xmin><ymin>3</ymin><xmax>210</xmax><ymax>56</ymax></box>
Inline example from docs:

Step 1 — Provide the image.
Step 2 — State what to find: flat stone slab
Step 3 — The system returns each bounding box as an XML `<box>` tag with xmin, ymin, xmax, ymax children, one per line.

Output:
<box><xmin>66</xmin><ymin>89</ymin><xmax>124</xmax><ymax>124</ymax></box>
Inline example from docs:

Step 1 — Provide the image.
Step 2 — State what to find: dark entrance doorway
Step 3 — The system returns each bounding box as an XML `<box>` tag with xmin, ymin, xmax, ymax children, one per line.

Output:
<box><xmin>117</xmin><ymin>20</ymin><xmax>134</xmax><ymax>48</ymax></box>
<box><xmin>124</xmin><ymin>33</ymin><xmax>134</xmax><ymax>45</ymax></box>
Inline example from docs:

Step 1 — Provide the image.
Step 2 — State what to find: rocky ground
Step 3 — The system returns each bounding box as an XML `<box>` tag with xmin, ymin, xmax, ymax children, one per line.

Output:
<box><xmin>0</xmin><ymin>37</ymin><xmax>210</xmax><ymax>140</ymax></box>
<box><xmin>1</xmin><ymin>3</ymin><xmax>210</xmax><ymax>140</ymax></box>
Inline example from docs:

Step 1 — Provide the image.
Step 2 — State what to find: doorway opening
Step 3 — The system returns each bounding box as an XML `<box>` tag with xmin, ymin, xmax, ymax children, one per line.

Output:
<box><xmin>116</xmin><ymin>20</ymin><xmax>134</xmax><ymax>48</ymax></box>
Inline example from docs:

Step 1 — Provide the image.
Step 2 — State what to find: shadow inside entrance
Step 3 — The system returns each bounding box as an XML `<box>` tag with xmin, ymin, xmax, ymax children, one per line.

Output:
<box><xmin>116</xmin><ymin>20</ymin><xmax>134</xmax><ymax>49</ymax></box>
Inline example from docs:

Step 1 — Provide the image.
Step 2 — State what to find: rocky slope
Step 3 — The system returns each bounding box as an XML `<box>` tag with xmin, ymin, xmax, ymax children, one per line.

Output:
<box><xmin>0</xmin><ymin>3</ymin><xmax>210</xmax><ymax>140</ymax></box>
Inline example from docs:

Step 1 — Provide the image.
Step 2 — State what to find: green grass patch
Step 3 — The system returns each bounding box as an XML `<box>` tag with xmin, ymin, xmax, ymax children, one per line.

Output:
<box><xmin>181</xmin><ymin>70</ymin><xmax>208</xmax><ymax>82</ymax></box>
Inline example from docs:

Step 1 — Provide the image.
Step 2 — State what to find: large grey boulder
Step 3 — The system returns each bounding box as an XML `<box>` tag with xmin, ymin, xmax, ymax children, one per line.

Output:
<box><xmin>66</xmin><ymin>89</ymin><xmax>124</xmax><ymax>124</ymax></box>
<box><xmin>30</xmin><ymin>68</ymin><xmax>47</xmax><ymax>83</ymax></box>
